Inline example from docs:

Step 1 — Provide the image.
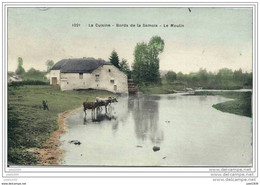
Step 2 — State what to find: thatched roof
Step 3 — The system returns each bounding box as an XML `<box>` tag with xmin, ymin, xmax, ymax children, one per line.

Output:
<box><xmin>51</xmin><ymin>58</ymin><xmax>112</xmax><ymax>73</ymax></box>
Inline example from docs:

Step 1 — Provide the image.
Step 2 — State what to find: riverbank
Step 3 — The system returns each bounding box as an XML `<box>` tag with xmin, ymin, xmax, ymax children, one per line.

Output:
<box><xmin>32</xmin><ymin>110</ymin><xmax>75</xmax><ymax>165</ymax></box>
<box><xmin>139</xmin><ymin>83</ymin><xmax>252</xmax><ymax>117</ymax></box>
<box><xmin>138</xmin><ymin>82</ymin><xmax>251</xmax><ymax>95</ymax></box>
<box><xmin>212</xmin><ymin>92</ymin><xmax>252</xmax><ymax>117</ymax></box>
<box><xmin>186</xmin><ymin>91</ymin><xmax>252</xmax><ymax>117</ymax></box>
<box><xmin>139</xmin><ymin>83</ymin><xmax>183</xmax><ymax>94</ymax></box>
<box><xmin>8</xmin><ymin>85</ymin><xmax>116</xmax><ymax>165</ymax></box>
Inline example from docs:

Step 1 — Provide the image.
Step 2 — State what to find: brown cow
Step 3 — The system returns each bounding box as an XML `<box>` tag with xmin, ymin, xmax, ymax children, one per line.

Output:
<box><xmin>83</xmin><ymin>101</ymin><xmax>100</xmax><ymax>116</ymax></box>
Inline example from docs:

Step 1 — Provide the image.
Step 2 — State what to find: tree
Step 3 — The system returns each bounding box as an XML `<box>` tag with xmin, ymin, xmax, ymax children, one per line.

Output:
<box><xmin>177</xmin><ymin>72</ymin><xmax>184</xmax><ymax>81</ymax></box>
<box><xmin>15</xmin><ymin>57</ymin><xmax>25</xmax><ymax>75</ymax></box>
<box><xmin>46</xmin><ymin>60</ymin><xmax>54</xmax><ymax>72</ymax></box>
<box><xmin>233</xmin><ymin>68</ymin><xmax>243</xmax><ymax>82</ymax></box>
<box><xmin>109</xmin><ymin>50</ymin><xmax>120</xmax><ymax>69</ymax></box>
<box><xmin>244</xmin><ymin>72</ymin><xmax>252</xmax><ymax>86</ymax></box>
<box><xmin>119</xmin><ymin>59</ymin><xmax>131</xmax><ymax>79</ymax></box>
<box><xmin>147</xmin><ymin>36</ymin><xmax>164</xmax><ymax>83</ymax></box>
<box><xmin>198</xmin><ymin>68</ymin><xmax>208</xmax><ymax>84</ymax></box>
<box><xmin>217</xmin><ymin>68</ymin><xmax>233</xmax><ymax>82</ymax></box>
<box><xmin>132</xmin><ymin>42</ymin><xmax>149</xmax><ymax>84</ymax></box>
<box><xmin>148</xmin><ymin>36</ymin><xmax>165</xmax><ymax>54</ymax></box>
<box><xmin>23</xmin><ymin>68</ymin><xmax>47</xmax><ymax>81</ymax></box>
<box><xmin>165</xmin><ymin>71</ymin><xmax>177</xmax><ymax>82</ymax></box>
<box><xmin>132</xmin><ymin>36</ymin><xmax>165</xmax><ymax>85</ymax></box>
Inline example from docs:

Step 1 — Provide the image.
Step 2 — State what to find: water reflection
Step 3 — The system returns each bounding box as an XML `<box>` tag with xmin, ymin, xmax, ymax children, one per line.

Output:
<box><xmin>62</xmin><ymin>93</ymin><xmax>252</xmax><ymax>166</ymax></box>
<box><xmin>167</xmin><ymin>96</ymin><xmax>177</xmax><ymax>100</ymax></box>
<box><xmin>82</xmin><ymin>98</ymin><xmax>130</xmax><ymax>135</ymax></box>
<box><xmin>128</xmin><ymin>95</ymin><xmax>164</xmax><ymax>144</ymax></box>
<box><xmin>198</xmin><ymin>95</ymin><xmax>207</xmax><ymax>102</ymax></box>
<box><xmin>83</xmin><ymin>108</ymin><xmax>117</xmax><ymax>124</ymax></box>
<box><xmin>86</xmin><ymin>113</ymin><xmax>117</xmax><ymax>123</ymax></box>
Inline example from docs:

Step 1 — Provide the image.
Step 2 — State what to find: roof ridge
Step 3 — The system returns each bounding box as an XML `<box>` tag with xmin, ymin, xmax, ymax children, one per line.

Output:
<box><xmin>50</xmin><ymin>58</ymin><xmax>112</xmax><ymax>73</ymax></box>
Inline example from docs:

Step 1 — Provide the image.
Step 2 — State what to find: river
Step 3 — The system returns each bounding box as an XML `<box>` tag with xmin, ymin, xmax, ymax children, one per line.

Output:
<box><xmin>60</xmin><ymin>93</ymin><xmax>252</xmax><ymax>166</ymax></box>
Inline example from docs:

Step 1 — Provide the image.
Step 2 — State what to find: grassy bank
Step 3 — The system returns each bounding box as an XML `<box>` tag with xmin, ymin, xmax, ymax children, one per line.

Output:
<box><xmin>138</xmin><ymin>80</ymin><xmax>251</xmax><ymax>95</ymax></box>
<box><xmin>189</xmin><ymin>91</ymin><xmax>252</xmax><ymax>117</ymax></box>
<box><xmin>8</xmin><ymin>85</ymin><xmax>115</xmax><ymax>165</ymax></box>
<box><xmin>138</xmin><ymin>81</ymin><xmax>252</xmax><ymax>117</ymax></box>
<box><xmin>139</xmin><ymin>83</ymin><xmax>186</xmax><ymax>94</ymax></box>
<box><xmin>212</xmin><ymin>92</ymin><xmax>252</xmax><ymax>117</ymax></box>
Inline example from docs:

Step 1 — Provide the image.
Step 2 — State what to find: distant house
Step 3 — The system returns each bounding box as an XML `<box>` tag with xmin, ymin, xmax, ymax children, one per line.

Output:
<box><xmin>49</xmin><ymin>58</ymin><xmax>128</xmax><ymax>94</ymax></box>
<box><xmin>8</xmin><ymin>72</ymin><xmax>22</xmax><ymax>83</ymax></box>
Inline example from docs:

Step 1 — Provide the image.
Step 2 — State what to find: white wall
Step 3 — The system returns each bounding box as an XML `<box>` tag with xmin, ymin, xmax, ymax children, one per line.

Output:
<box><xmin>59</xmin><ymin>65</ymin><xmax>128</xmax><ymax>94</ymax></box>
<box><xmin>97</xmin><ymin>65</ymin><xmax>128</xmax><ymax>94</ymax></box>
<box><xmin>60</xmin><ymin>72</ymin><xmax>92</xmax><ymax>91</ymax></box>
<box><xmin>49</xmin><ymin>70</ymin><xmax>61</xmax><ymax>85</ymax></box>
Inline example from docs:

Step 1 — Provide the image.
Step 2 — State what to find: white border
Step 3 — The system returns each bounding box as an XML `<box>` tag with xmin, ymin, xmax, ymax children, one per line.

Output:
<box><xmin>1</xmin><ymin>2</ymin><xmax>258</xmax><ymax>182</ymax></box>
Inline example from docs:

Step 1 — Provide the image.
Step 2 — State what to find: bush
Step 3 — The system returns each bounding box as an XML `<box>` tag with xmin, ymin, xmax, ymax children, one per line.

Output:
<box><xmin>8</xmin><ymin>80</ymin><xmax>49</xmax><ymax>87</ymax></box>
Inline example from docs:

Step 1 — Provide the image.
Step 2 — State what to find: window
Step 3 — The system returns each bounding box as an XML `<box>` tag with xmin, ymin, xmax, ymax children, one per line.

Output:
<box><xmin>95</xmin><ymin>74</ymin><xmax>100</xmax><ymax>82</ymax></box>
<box><xmin>79</xmin><ymin>73</ymin><xmax>83</xmax><ymax>79</ymax></box>
<box><xmin>108</xmin><ymin>69</ymin><xmax>111</xmax><ymax>72</ymax></box>
<box><xmin>110</xmin><ymin>80</ymin><xmax>114</xmax><ymax>84</ymax></box>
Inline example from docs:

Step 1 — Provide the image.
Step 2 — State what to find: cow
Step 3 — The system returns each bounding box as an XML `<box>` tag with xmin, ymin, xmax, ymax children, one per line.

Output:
<box><xmin>83</xmin><ymin>101</ymin><xmax>99</xmax><ymax>117</ymax></box>
<box><xmin>96</xmin><ymin>97</ymin><xmax>118</xmax><ymax>113</ymax></box>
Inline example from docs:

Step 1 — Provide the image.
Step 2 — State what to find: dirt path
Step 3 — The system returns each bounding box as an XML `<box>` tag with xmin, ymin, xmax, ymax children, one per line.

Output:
<box><xmin>33</xmin><ymin>108</ymin><xmax>81</xmax><ymax>165</ymax></box>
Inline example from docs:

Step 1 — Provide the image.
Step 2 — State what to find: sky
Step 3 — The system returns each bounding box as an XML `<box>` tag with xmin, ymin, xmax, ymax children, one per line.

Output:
<box><xmin>8</xmin><ymin>7</ymin><xmax>253</xmax><ymax>73</ymax></box>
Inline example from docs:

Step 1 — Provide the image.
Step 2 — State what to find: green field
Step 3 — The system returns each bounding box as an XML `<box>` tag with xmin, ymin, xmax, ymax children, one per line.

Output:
<box><xmin>8</xmin><ymin>85</ymin><xmax>115</xmax><ymax>165</ymax></box>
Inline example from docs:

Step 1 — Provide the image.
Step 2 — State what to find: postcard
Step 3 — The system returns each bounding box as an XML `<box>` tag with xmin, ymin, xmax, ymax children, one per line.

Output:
<box><xmin>2</xmin><ymin>2</ymin><xmax>258</xmax><ymax>183</ymax></box>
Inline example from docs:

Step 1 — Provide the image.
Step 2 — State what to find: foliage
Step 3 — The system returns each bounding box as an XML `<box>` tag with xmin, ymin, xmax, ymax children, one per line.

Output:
<box><xmin>119</xmin><ymin>58</ymin><xmax>131</xmax><ymax>78</ymax></box>
<box><xmin>132</xmin><ymin>36</ymin><xmax>165</xmax><ymax>85</ymax></box>
<box><xmin>8</xmin><ymin>85</ymin><xmax>116</xmax><ymax>165</ymax></box>
<box><xmin>22</xmin><ymin>68</ymin><xmax>48</xmax><ymax>82</ymax></box>
<box><xmin>46</xmin><ymin>60</ymin><xmax>54</xmax><ymax>72</ymax></box>
<box><xmin>9</xmin><ymin>80</ymin><xmax>49</xmax><ymax>87</ymax></box>
<box><xmin>165</xmin><ymin>71</ymin><xmax>177</xmax><ymax>82</ymax></box>
<box><xmin>15</xmin><ymin>57</ymin><xmax>25</xmax><ymax>75</ymax></box>
<box><xmin>109</xmin><ymin>50</ymin><xmax>120</xmax><ymax>69</ymax></box>
<box><xmin>139</xmin><ymin>83</ymin><xmax>177</xmax><ymax>94</ymax></box>
<box><xmin>148</xmin><ymin>36</ymin><xmax>165</xmax><ymax>54</ymax></box>
<box><xmin>141</xmin><ymin>68</ymin><xmax>252</xmax><ymax>94</ymax></box>
<box><xmin>172</xmin><ymin>68</ymin><xmax>252</xmax><ymax>90</ymax></box>
<box><xmin>13</xmin><ymin>57</ymin><xmax>48</xmax><ymax>82</ymax></box>
<box><xmin>132</xmin><ymin>42</ymin><xmax>148</xmax><ymax>85</ymax></box>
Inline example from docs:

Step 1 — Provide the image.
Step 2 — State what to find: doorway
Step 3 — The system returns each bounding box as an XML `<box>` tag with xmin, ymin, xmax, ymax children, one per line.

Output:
<box><xmin>52</xmin><ymin>77</ymin><xmax>57</xmax><ymax>85</ymax></box>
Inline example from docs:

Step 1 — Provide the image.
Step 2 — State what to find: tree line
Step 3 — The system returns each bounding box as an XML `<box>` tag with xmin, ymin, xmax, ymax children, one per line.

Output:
<box><xmin>164</xmin><ymin>68</ymin><xmax>252</xmax><ymax>89</ymax></box>
<box><xmin>109</xmin><ymin>36</ymin><xmax>252</xmax><ymax>90</ymax></box>
<box><xmin>13</xmin><ymin>35</ymin><xmax>252</xmax><ymax>90</ymax></box>
<box><xmin>14</xmin><ymin>57</ymin><xmax>53</xmax><ymax>82</ymax></box>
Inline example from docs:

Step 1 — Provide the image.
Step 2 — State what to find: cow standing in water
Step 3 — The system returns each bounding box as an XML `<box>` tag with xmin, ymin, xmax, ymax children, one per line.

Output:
<box><xmin>83</xmin><ymin>97</ymin><xmax>118</xmax><ymax>120</ymax></box>
<box><xmin>96</xmin><ymin>97</ymin><xmax>118</xmax><ymax>113</ymax></box>
<box><xmin>83</xmin><ymin>102</ymin><xmax>99</xmax><ymax>118</ymax></box>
